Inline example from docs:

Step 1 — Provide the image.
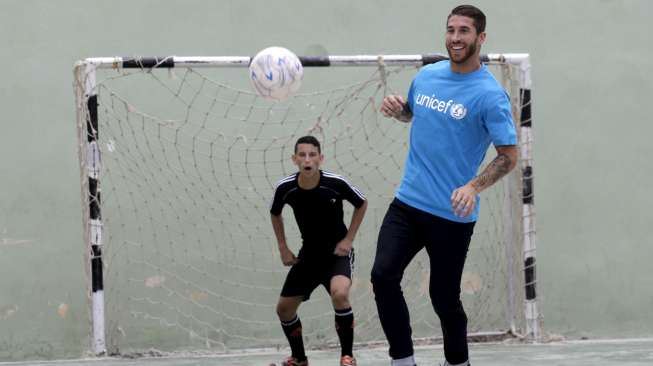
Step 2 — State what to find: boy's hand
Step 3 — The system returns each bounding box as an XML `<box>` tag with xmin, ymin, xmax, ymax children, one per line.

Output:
<box><xmin>334</xmin><ymin>238</ymin><xmax>353</xmax><ymax>256</ymax></box>
<box><xmin>279</xmin><ymin>246</ymin><xmax>298</xmax><ymax>266</ymax></box>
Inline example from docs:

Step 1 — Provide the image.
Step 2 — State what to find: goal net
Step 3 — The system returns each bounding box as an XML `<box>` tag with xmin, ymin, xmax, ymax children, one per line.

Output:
<box><xmin>73</xmin><ymin>54</ymin><xmax>539</xmax><ymax>356</ymax></box>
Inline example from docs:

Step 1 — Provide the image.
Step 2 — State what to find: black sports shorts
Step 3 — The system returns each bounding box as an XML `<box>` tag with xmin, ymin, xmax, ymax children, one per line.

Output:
<box><xmin>280</xmin><ymin>249</ymin><xmax>355</xmax><ymax>301</ymax></box>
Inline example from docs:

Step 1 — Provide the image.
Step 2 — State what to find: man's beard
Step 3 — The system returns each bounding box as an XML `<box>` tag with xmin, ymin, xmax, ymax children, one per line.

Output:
<box><xmin>447</xmin><ymin>39</ymin><xmax>478</xmax><ymax>65</ymax></box>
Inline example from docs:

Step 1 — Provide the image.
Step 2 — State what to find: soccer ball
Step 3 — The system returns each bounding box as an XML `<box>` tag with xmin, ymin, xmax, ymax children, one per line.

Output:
<box><xmin>249</xmin><ymin>47</ymin><xmax>303</xmax><ymax>101</ymax></box>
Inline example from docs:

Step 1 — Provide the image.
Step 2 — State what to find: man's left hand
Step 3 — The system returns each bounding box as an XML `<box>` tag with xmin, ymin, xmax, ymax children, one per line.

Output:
<box><xmin>451</xmin><ymin>184</ymin><xmax>478</xmax><ymax>218</ymax></box>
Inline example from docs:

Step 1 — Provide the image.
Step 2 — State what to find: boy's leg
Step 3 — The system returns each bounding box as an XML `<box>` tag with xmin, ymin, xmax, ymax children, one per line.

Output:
<box><xmin>277</xmin><ymin>296</ymin><xmax>306</xmax><ymax>362</ymax></box>
<box><xmin>278</xmin><ymin>260</ymin><xmax>320</xmax><ymax>363</ymax></box>
<box><xmin>328</xmin><ymin>250</ymin><xmax>357</xmax><ymax>366</ymax></box>
<box><xmin>330</xmin><ymin>274</ymin><xmax>354</xmax><ymax>357</ymax></box>
<box><xmin>326</xmin><ymin>248</ymin><xmax>355</xmax><ymax>360</ymax></box>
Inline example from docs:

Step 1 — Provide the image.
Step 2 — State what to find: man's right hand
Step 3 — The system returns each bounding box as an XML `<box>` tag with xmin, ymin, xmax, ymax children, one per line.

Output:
<box><xmin>279</xmin><ymin>246</ymin><xmax>298</xmax><ymax>266</ymax></box>
<box><xmin>380</xmin><ymin>95</ymin><xmax>412</xmax><ymax>122</ymax></box>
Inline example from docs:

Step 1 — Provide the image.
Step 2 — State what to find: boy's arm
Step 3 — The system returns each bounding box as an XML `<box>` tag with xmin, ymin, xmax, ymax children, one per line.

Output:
<box><xmin>334</xmin><ymin>200</ymin><xmax>368</xmax><ymax>256</ymax></box>
<box><xmin>271</xmin><ymin>213</ymin><xmax>297</xmax><ymax>266</ymax></box>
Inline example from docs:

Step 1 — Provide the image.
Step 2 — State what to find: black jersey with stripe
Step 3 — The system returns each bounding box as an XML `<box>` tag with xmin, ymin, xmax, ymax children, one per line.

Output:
<box><xmin>270</xmin><ymin>170</ymin><xmax>366</xmax><ymax>255</ymax></box>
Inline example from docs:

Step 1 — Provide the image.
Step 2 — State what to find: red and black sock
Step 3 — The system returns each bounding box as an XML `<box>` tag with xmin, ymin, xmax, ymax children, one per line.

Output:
<box><xmin>335</xmin><ymin>307</ymin><xmax>354</xmax><ymax>356</ymax></box>
<box><xmin>281</xmin><ymin>315</ymin><xmax>306</xmax><ymax>361</ymax></box>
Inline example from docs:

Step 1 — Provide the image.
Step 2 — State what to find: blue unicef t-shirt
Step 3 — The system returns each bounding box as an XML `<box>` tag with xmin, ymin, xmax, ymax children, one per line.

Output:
<box><xmin>396</xmin><ymin>60</ymin><xmax>517</xmax><ymax>223</ymax></box>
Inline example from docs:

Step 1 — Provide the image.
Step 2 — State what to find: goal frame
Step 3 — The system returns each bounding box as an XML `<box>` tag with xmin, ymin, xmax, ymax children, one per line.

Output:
<box><xmin>73</xmin><ymin>53</ymin><xmax>539</xmax><ymax>355</ymax></box>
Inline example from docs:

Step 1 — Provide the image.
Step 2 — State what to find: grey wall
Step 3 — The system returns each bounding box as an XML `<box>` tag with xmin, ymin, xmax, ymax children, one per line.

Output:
<box><xmin>0</xmin><ymin>0</ymin><xmax>651</xmax><ymax>360</ymax></box>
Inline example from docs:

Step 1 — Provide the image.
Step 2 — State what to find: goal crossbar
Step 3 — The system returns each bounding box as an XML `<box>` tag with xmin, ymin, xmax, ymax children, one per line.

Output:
<box><xmin>77</xmin><ymin>53</ymin><xmax>530</xmax><ymax>69</ymax></box>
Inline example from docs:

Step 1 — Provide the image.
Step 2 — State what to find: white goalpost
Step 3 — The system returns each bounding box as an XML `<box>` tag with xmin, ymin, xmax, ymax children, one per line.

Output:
<box><xmin>73</xmin><ymin>53</ymin><xmax>540</xmax><ymax>356</ymax></box>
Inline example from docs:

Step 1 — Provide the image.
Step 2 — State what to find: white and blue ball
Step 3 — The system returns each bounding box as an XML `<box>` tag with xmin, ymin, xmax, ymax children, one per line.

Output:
<box><xmin>249</xmin><ymin>47</ymin><xmax>303</xmax><ymax>101</ymax></box>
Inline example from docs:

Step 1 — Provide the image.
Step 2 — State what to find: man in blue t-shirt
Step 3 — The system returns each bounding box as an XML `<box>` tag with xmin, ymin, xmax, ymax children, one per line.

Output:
<box><xmin>372</xmin><ymin>5</ymin><xmax>518</xmax><ymax>366</ymax></box>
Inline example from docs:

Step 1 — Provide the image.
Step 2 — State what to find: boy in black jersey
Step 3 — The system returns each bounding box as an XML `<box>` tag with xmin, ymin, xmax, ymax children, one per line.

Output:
<box><xmin>270</xmin><ymin>136</ymin><xmax>368</xmax><ymax>366</ymax></box>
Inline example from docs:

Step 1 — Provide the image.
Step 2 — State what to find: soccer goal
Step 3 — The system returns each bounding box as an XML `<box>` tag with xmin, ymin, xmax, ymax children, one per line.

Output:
<box><xmin>73</xmin><ymin>53</ymin><xmax>540</xmax><ymax>356</ymax></box>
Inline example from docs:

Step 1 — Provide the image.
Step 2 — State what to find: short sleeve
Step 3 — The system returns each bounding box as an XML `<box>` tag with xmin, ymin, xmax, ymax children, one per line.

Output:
<box><xmin>483</xmin><ymin>90</ymin><xmax>517</xmax><ymax>146</ymax></box>
<box><xmin>269</xmin><ymin>185</ymin><xmax>286</xmax><ymax>216</ymax></box>
<box><xmin>338</xmin><ymin>178</ymin><xmax>366</xmax><ymax>208</ymax></box>
<box><xmin>406</xmin><ymin>78</ymin><xmax>416</xmax><ymax>113</ymax></box>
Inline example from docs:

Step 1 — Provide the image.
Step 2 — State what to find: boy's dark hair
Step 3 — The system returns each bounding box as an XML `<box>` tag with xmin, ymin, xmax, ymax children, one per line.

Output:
<box><xmin>294</xmin><ymin>135</ymin><xmax>321</xmax><ymax>153</ymax></box>
<box><xmin>448</xmin><ymin>5</ymin><xmax>486</xmax><ymax>34</ymax></box>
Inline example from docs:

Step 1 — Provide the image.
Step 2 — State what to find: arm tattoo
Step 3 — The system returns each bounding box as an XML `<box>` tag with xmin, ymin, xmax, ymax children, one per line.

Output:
<box><xmin>472</xmin><ymin>153</ymin><xmax>513</xmax><ymax>192</ymax></box>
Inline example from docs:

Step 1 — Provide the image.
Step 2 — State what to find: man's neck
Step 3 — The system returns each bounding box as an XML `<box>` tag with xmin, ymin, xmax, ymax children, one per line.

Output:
<box><xmin>450</xmin><ymin>57</ymin><xmax>482</xmax><ymax>74</ymax></box>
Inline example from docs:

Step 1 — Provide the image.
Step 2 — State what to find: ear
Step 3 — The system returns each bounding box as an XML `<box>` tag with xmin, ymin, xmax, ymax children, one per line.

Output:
<box><xmin>478</xmin><ymin>31</ymin><xmax>486</xmax><ymax>45</ymax></box>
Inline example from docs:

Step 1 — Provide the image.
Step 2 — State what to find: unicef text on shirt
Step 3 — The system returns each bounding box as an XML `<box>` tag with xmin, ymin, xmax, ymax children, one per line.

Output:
<box><xmin>415</xmin><ymin>93</ymin><xmax>467</xmax><ymax>120</ymax></box>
